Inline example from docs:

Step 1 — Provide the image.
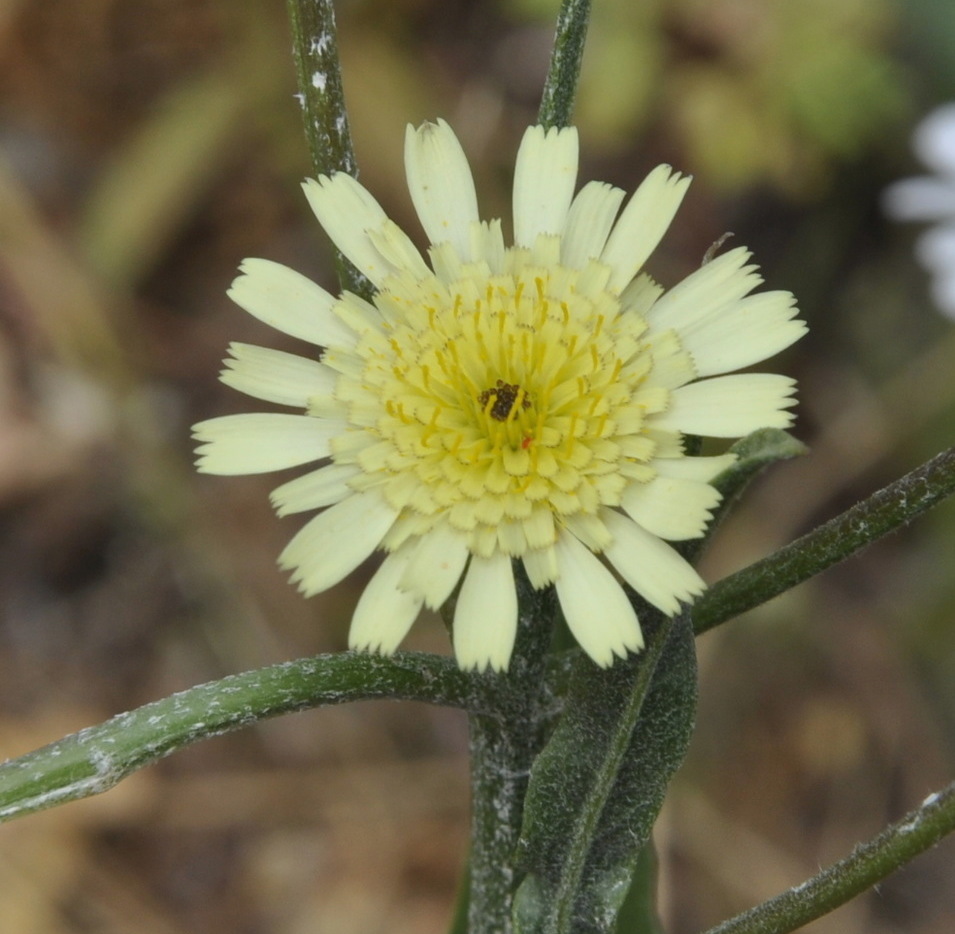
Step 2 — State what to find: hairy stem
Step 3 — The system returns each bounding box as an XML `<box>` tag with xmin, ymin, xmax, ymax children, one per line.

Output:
<box><xmin>0</xmin><ymin>652</ymin><xmax>471</xmax><ymax>823</ymax></box>
<box><xmin>285</xmin><ymin>0</ymin><xmax>369</xmax><ymax>296</ymax></box>
<box><xmin>694</xmin><ymin>445</ymin><xmax>955</xmax><ymax>634</ymax></box>
<box><xmin>702</xmin><ymin>781</ymin><xmax>955</xmax><ymax>934</ymax></box>
<box><xmin>538</xmin><ymin>0</ymin><xmax>591</xmax><ymax>130</ymax></box>
<box><xmin>467</xmin><ymin>572</ymin><xmax>556</xmax><ymax>934</ymax></box>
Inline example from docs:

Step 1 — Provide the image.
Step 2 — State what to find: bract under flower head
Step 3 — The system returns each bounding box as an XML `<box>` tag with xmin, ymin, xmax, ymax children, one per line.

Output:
<box><xmin>194</xmin><ymin>119</ymin><xmax>804</xmax><ymax>671</ymax></box>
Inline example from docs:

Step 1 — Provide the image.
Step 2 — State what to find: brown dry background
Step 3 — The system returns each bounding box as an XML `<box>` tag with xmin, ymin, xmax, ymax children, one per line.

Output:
<box><xmin>1</xmin><ymin>0</ymin><xmax>955</xmax><ymax>932</ymax></box>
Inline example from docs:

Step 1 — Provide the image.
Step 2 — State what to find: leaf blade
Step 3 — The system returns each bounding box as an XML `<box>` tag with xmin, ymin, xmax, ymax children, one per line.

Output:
<box><xmin>514</xmin><ymin>614</ymin><xmax>697</xmax><ymax>933</ymax></box>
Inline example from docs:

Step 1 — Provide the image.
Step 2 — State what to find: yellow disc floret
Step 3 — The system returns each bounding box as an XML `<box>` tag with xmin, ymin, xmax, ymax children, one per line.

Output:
<box><xmin>326</xmin><ymin>249</ymin><xmax>695</xmax><ymax>574</ymax></box>
<box><xmin>194</xmin><ymin>118</ymin><xmax>804</xmax><ymax>671</ymax></box>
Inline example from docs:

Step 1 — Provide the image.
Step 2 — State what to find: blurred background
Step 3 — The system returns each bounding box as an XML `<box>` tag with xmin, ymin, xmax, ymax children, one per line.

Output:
<box><xmin>1</xmin><ymin>0</ymin><xmax>954</xmax><ymax>931</ymax></box>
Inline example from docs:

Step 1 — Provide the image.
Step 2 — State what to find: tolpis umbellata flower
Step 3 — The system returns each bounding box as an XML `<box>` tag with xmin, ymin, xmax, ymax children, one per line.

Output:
<box><xmin>194</xmin><ymin>120</ymin><xmax>804</xmax><ymax>671</ymax></box>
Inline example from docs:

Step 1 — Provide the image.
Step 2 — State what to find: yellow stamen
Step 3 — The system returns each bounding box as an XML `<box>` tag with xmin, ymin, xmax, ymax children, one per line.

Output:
<box><xmin>507</xmin><ymin>388</ymin><xmax>526</xmax><ymax>424</ymax></box>
<box><xmin>564</xmin><ymin>414</ymin><xmax>578</xmax><ymax>458</ymax></box>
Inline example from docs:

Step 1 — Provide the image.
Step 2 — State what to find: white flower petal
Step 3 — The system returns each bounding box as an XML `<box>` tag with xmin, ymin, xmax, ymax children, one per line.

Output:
<box><xmin>270</xmin><ymin>462</ymin><xmax>361</xmax><ymax>516</ymax></box>
<box><xmin>400</xmin><ymin>524</ymin><xmax>470</xmax><ymax>609</ymax></box>
<box><xmin>349</xmin><ymin>544</ymin><xmax>423</xmax><ymax>654</ymax></box>
<box><xmin>193</xmin><ymin>413</ymin><xmax>342</xmax><ymax>475</ymax></box>
<box><xmin>620</xmin><ymin>475</ymin><xmax>721</xmax><ymax>540</ymax></box>
<box><xmin>602</xmin><ymin>510</ymin><xmax>705</xmax><ymax>614</ymax></box>
<box><xmin>367</xmin><ymin>220</ymin><xmax>432</xmax><ymax>279</ymax></box>
<box><xmin>931</xmin><ymin>270</ymin><xmax>955</xmax><ymax>318</ymax></box>
<box><xmin>529</xmin><ymin>232</ymin><xmax>561</xmax><ymax>267</ymax></box>
<box><xmin>554</xmin><ymin>532</ymin><xmax>642</xmax><ymax>667</ymax></box>
<box><xmin>405</xmin><ymin>119</ymin><xmax>480</xmax><ymax>261</ymax></box>
<box><xmin>219</xmin><ymin>342</ymin><xmax>337</xmax><ymax>407</ymax></box>
<box><xmin>429</xmin><ymin>241</ymin><xmax>463</xmax><ymax>283</ymax></box>
<box><xmin>522</xmin><ymin>546</ymin><xmax>558</xmax><ymax>589</ymax></box>
<box><xmin>562</xmin><ymin>512</ymin><xmax>613</xmax><ymax>551</ymax></box>
<box><xmin>335</xmin><ymin>292</ymin><xmax>385</xmax><ymax>335</ymax></box>
<box><xmin>652</xmin><ymin>453</ymin><xmax>737</xmax><ymax>483</ymax></box>
<box><xmin>228</xmin><ymin>259</ymin><xmax>355</xmax><ymax>348</ymax></box>
<box><xmin>681</xmin><ymin>291</ymin><xmax>806</xmax><ymax>378</ymax></box>
<box><xmin>913</xmin><ymin>103</ymin><xmax>955</xmax><ymax>175</ymax></box>
<box><xmin>470</xmin><ymin>219</ymin><xmax>506</xmax><ymax>273</ymax></box>
<box><xmin>453</xmin><ymin>552</ymin><xmax>518</xmax><ymax>672</ymax></box>
<box><xmin>653</xmin><ymin>374</ymin><xmax>797</xmax><ymax>437</ymax></box>
<box><xmin>561</xmin><ymin>181</ymin><xmax>626</xmax><ymax>270</ymax></box>
<box><xmin>619</xmin><ymin>272</ymin><xmax>663</xmax><ymax>316</ymax></box>
<box><xmin>513</xmin><ymin>125</ymin><xmax>579</xmax><ymax>248</ymax></box>
<box><xmin>279</xmin><ymin>491</ymin><xmax>398</xmax><ymax>596</ymax></box>
<box><xmin>882</xmin><ymin>177</ymin><xmax>955</xmax><ymax>221</ymax></box>
<box><xmin>915</xmin><ymin>224</ymin><xmax>955</xmax><ymax>270</ymax></box>
<box><xmin>644</xmin><ymin>246</ymin><xmax>759</xmax><ymax>333</ymax></box>
<box><xmin>303</xmin><ymin>174</ymin><xmax>410</xmax><ymax>286</ymax></box>
<box><xmin>643</xmin><ymin>428</ymin><xmax>684</xmax><ymax>458</ymax></box>
<box><xmin>601</xmin><ymin>165</ymin><xmax>691</xmax><ymax>293</ymax></box>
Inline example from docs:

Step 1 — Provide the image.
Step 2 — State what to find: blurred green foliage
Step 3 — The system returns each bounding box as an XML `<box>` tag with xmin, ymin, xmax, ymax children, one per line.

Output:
<box><xmin>510</xmin><ymin>0</ymin><xmax>909</xmax><ymax>195</ymax></box>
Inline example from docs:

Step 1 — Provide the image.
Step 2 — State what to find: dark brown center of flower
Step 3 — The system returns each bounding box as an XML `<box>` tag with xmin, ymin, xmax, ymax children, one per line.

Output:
<box><xmin>478</xmin><ymin>380</ymin><xmax>532</xmax><ymax>422</ymax></box>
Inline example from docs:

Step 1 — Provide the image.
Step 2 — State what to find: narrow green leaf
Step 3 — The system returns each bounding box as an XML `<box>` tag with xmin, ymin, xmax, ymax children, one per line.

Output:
<box><xmin>0</xmin><ymin>652</ymin><xmax>471</xmax><ymax>823</ymax></box>
<box><xmin>446</xmin><ymin>863</ymin><xmax>470</xmax><ymax>934</ymax></box>
<box><xmin>513</xmin><ymin>614</ymin><xmax>697</xmax><ymax>934</ymax></box>
<box><xmin>613</xmin><ymin>843</ymin><xmax>665</xmax><ymax>934</ymax></box>
<box><xmin>711</xmin><ymin>428</ymin><xmax>808</xmax><ymax>503</ymax></box>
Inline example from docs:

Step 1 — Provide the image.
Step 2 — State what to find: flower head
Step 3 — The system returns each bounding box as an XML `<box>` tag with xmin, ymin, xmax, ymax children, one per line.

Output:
<box><xmin>883</xmin><ymin>103</ymin><xmax>955</xmax><ymax>319</ymax></box>
<box><xmin>194</xmin><ymin>120</ymin><xmax>804</xmax><ymax>671</ymax></box>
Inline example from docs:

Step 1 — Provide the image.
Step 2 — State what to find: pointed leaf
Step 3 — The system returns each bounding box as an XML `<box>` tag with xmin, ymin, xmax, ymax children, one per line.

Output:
<box><xmin>514</xmin><ymin>614</ymin><xmax>697</xmax><ymax>933</ymax></box>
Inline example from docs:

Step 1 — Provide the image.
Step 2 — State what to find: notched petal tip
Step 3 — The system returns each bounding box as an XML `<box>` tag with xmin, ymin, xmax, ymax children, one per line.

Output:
<box><xmin>410</xmin><ymin>116</ymin><xmax>454</xmax><ymax>139</ymax></box>
<box><xmin>347</xmin><ymin>640</ymin><xmax>397</xmax><ymax>659</ymax></box>
<box><xmin>513</xmin><ymin>122</ymin><xmax>580</xmax><ymax>247</ymax></box>
<box><xmin>455</xmin><ymin>653</ymin><xmax>509</xmax><ymax>675</ymax></box>
<box><xmin>301</xmin><ymin>173</ymin><xmax>335</xmax><ymax>193</ymax></box>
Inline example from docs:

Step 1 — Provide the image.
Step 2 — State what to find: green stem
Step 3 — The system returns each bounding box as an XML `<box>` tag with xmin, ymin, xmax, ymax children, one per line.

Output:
<box><xmin>701</xmin><ymin>780</ymin><xmax>955</xmax><ymax>934</ymax></box>
<box><xmin>285</xmin><ymin>0</ymin><xmax>370</xmax><ymax>297</ymax></box>
<box><xmin>467</xmin><ymin>713</ymin><xmax>529</xmax><ymax>934</ymax></box>
<box><xmin>693</xmin><ymin>445</ymin><xmax>955</xmax><ymax>635</ymax></box>
<box><xmin>0</xmin><ymin>651</ymin><xmax>470</xmax><ymax>823</ymax></box>
<box><xmin>537</xmin><ymin>0</ymin><xmax>592</xmax><ymax>129</ymax></box>
<box><xmin>467</xmin><ymin>570</ymin><xmax>557</xmax><ymax>934</ymax></box>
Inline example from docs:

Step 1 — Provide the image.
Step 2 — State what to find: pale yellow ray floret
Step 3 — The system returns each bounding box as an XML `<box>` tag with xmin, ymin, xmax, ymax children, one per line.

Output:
<box><xmin>193</xmin><ymin>413</ymin><xmax>343</xmax><ymax>475</ymax></box>
<box><xmin>193</xmin><ymin>118</ymin><xmax>805</xmax><ymax>672</ymax></box>
<box><xmin>512</xmin><ymin>124</ymin><xmax>579</xmax><ymax>246</ymax></box>
<box><xmin>404</xmin><ymin>118</ymin><xmax>480</xmax><ymax>259</ymax></box>
<box><xmin>220</xmin><ymin>342</ymin><xmax>336</xmax><ymax>407</ymax></box>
